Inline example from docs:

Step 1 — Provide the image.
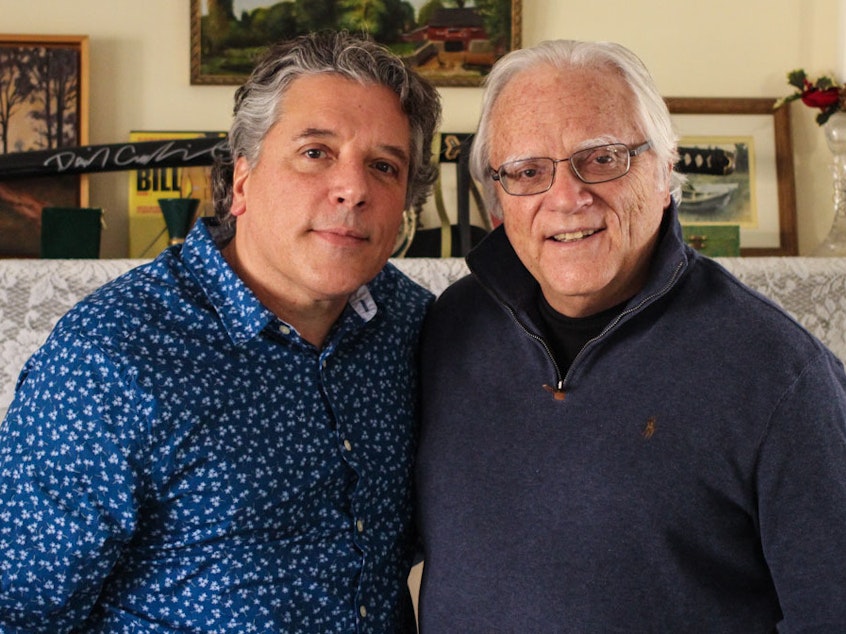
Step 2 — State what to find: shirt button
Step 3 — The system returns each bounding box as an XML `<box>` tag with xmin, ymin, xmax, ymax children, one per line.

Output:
<box><xmin>356</xmin><ymin>519</ymin><xmax>364</xmax><ymax>532</ymax></box>
<box><xmin>278</xmin><ymin>324</ymin><xmax>291</xmax><ymax>335</ymax></box>
<box><xmin>359</xmin><ymin>605</ymin><xmax>367</xmax><ymax>618</ymax></box>
<box><xmin>343</xmin><ymin>439</ymin><xmax>352</xmax><ymax>451</ymax></box>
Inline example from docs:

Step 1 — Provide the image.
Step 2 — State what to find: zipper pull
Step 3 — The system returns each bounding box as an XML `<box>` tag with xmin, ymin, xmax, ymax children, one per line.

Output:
<box><xmin>542</xmin><ymin>381</ymin><xmax>566</xmax><ymax>401</ymax></box>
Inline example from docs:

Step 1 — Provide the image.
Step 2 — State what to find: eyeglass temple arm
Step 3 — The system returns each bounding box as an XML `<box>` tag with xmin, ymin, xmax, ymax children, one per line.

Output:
<box><xmin>629</xmin><ymin>140</ymin><xmax>652</xmax><ymax>157</ymax></box>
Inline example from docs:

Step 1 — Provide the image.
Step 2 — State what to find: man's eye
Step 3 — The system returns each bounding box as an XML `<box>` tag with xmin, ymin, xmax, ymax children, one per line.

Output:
<box><xmin>507</xmin><ymin>163</ymin><xmax>544</xmax><ymax>181</ymax></box>
<box><xmin>586</xmin><ymin>149</ymin><xmax>620</xmax><ymax>167</ymax></box>
<box><xmin>373</xmin><ymin>161</ymin><xmax>399</xmax><ymax>177</ymax></box>
<box><xmin>304</xmin><ymin>148</ymin><xmax>326</xmax><ymax>159</ymax></box>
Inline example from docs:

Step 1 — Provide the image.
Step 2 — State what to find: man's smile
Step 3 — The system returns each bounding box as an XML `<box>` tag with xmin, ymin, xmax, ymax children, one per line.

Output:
<box><xmin>551</xmin><ymin>228</ymin><xmax>601</xmax><ymax>243</ymax></box>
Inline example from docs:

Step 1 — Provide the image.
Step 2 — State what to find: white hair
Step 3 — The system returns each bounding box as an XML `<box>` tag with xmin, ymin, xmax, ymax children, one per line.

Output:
<box><xmin>470</xmin><ymin>40</ymin><xmax>682</xmax><ymax>218</ymax></box>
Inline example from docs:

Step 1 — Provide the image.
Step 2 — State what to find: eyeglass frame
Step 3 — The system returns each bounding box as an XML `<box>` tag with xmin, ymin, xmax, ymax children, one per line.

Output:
<box><xmin>489</xmin><ymin>140</ymin><xmax>653</xmax><ymax>196</ymax></box>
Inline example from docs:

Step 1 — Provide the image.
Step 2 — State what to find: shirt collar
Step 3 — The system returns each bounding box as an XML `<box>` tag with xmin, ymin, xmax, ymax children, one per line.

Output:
<box><xmin>179</xmin><ymin>219</ymin><xmax>275</xmax><ymax>345</ymax></box>
<box><xmin>177</xmin><ymin>219</ymin><xmax>379</xmax><ymax>347</ymax></box>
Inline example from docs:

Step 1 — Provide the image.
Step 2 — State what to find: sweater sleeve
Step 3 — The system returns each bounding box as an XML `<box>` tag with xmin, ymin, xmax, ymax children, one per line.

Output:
<box><xmin>0</xmin><ymin>331</ymin><xmax>150</xmax><ymax>632</ymax></box>
<box><xmin>756</xmin><ymin>349</ymin><xmax>846</xmax><ymax>629</ymax></box>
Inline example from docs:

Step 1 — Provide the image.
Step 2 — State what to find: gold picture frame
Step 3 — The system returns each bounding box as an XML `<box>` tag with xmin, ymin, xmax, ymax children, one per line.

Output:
<box><xmin>0</xmin><ymin>34</ymin><xmax>89</xmax><ymax>257</ymax></box>
<box><xmin>190</xmin><ymin>0</ymin><xmax>522</xmax><ymax>87</ymax></box>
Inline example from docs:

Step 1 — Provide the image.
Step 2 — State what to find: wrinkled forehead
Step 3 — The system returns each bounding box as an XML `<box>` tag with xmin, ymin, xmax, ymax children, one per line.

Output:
<box><xmin>488</xmin><ymin>65</ymin><xmax>643</xmax><ymax>162</ymax></box>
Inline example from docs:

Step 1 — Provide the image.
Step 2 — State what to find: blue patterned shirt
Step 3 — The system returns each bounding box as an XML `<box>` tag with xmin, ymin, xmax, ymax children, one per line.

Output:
<box><xmin>0</xmin><ymin>219</ymin><xmax>432</xmax><ymax>633</ymax></box>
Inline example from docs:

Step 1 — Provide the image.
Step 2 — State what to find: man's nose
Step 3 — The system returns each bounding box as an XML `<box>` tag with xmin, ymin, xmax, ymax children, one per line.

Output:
<box><xmin>545</xmin><ymin>162</ymin><xmax>593</xmax><ymax>208</ymax></box>
<box><xmin>330</xmin><ymin>160</ymin><xmax>369</xmax><ymax>209</ymax></box>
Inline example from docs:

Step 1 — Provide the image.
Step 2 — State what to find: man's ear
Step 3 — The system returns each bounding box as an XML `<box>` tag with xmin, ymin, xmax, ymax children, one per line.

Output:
<box><xmin>662</xmin><ymin>163</ymin><xmax>675</xmax><ymax>207</ymax></box>
<box><xmin>230</xmin><ymin>156</ymin><xmax>251</xmax><ymax>217</ymax></box>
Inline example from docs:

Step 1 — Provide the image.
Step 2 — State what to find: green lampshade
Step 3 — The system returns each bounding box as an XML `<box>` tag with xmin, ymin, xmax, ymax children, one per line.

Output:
<box><xmin>158</xmin><ymin>198</ymin><xmax>200</xmax><ymax>245</ymax></box>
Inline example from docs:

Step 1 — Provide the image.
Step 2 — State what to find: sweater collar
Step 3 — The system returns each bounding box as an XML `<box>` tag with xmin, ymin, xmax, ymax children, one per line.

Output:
<box><xmin>466</xmin><ymin>199</ymin><xmax>690</xmax><ymax>321</ymax></box>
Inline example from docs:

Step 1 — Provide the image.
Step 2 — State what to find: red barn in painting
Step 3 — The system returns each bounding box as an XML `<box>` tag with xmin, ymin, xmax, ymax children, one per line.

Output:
<box><xmin>426</xmin><ymin>8</ymin><xmax>487</xmax><ymax>53</ymax></box>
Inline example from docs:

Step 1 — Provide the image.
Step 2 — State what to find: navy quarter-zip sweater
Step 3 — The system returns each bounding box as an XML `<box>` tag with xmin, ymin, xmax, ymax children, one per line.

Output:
<box><xmin>416</xmin><ymin>203</ymin><xmax>846</xmax><ymax>632</ymax></box>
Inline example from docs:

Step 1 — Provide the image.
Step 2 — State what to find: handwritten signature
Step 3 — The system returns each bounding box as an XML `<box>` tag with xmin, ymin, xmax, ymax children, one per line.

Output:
<box><xmin>43</xmin><ymin>140</ymin><xmax>230</xmax><ymax>172</ymax></box>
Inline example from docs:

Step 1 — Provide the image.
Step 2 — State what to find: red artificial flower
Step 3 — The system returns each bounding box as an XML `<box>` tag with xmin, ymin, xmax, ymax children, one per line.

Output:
<box><xmin>801</xmin><ymin>83</ymin><xmax>841</xmax><ymax>109</ymax></box>
<box><xmin>778</xmin><ymin>69</ymin><xmax>844</xmax><ymax>125</ymax></box>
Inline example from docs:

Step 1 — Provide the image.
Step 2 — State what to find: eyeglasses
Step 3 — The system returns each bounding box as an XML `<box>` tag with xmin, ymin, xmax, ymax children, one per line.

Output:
<box><xmin>489</xmin><ymin>141</ymin><xmax>652</xmax><ymax>196</ymax></box>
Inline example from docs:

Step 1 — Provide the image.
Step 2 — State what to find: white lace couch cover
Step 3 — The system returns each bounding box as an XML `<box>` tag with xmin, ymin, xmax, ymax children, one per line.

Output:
<box><xmin>2</xmin><ymin>257</ymin><xmax>846</xmax><ymax>418</ymax></box>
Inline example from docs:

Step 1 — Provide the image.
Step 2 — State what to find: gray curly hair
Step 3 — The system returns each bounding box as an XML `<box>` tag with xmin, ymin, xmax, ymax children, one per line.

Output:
<box><xmin>212</xmin><ymin>30</ymin><xmax>442</xmax><ymax>225</ymax></box>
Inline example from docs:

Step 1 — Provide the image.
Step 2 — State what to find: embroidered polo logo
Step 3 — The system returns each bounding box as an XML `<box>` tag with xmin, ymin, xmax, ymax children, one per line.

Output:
<box><xmin>542</xmin><ymin>384</ymin><xmax>566</xmax><ymax>401</ymax></box>
<box><xmin>642</xmin><ymin>417</ymin><xmax>657</xmax><ymax>439</ymax></box>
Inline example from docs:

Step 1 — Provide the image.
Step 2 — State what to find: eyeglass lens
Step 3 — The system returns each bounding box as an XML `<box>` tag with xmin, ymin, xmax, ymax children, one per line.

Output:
<box><xmin>572</xmin><ymin>144</ymin><xmax>630</xmax><ymax>182</ymax></box>
<box><xmin>497</xmin><ymin>143</ymin><xmax>633</xmax><ymax>195</ymax></box>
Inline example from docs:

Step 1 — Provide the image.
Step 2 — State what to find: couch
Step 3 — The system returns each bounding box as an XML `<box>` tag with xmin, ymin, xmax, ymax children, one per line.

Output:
<box><xmin>3</xmin><ymin>256</ymin><xmax>846</xmax><ymax>421</ymax></box>
<box><xmin>3</xmin><ymin>255</ymin><xmax>846</xmax><ymax>612</ymax></box>
<box><xmin>0</xmin><ymin>258</ymin><xmax>469</xmax><ymax>419</ymax></box>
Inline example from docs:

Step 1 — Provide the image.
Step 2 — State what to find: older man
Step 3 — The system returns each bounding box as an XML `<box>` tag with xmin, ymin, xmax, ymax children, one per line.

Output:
<box><xmin>416</xmin><ymin>40</ymin><xmax>846</xmax><ymax>631</ymax></box>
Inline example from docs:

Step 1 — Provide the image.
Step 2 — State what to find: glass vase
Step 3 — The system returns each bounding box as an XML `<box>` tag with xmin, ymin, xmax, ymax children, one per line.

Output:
<box><xmin>812</xmin><ymin>111</ymin><xmax>846</xmax><ymax>256</ymax></box>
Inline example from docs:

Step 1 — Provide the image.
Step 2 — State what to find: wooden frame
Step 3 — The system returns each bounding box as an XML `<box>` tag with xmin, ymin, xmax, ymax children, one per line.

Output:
<box><xmin>190</xmin><ymin>0</ymin><xmax>521</xmax><ymax>87</ymax></box>
<box><xmin>666</xmin><ymin>97</ymin><xmax>797</xmax><ymax>256</ymax></box>
<box><xmin>0</xmin><ymin>34</ymin><xmax>89</xmax><ymax>257</ymax></box>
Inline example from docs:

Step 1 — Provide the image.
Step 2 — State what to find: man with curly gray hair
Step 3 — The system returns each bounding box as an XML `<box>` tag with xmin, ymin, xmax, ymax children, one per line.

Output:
<box><xmin>0</xmin><ymin>30</ymin><xmax>440</xmax><ymax>632</ymax></box>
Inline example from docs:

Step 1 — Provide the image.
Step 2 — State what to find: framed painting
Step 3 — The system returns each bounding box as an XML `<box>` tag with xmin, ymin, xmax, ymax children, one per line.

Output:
<box><xmin>190</xmin><ymin>0</ymin><xmax>521</xmax><ymax>87</ymax></box>
<box><xmin>0</xmin><ymin>34</ymin><xmax>89</xmax><ymax>257</ymax></box>
<box><xmin>666</xmin><ymin>97</ymin><xmax>797</xmax><ymax>256</ymax></box>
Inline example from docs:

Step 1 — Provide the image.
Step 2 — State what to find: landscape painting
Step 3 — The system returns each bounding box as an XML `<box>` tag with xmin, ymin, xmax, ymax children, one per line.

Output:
<box><xmin>191</xmin><ymin>0</ymin><xmax>521</xmax><ymax>86</ymax></box>
<box><xmin>0</xmin><ymin>35</ymin><xmax>88</xmax><ymax>257</ymax></box>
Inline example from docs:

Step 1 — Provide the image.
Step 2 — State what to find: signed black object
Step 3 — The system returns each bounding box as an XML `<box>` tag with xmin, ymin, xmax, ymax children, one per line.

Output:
<box><xmin>0</xmin><ymin>138</ymin><xmax>230</xmax><ymax>180</ymax></box>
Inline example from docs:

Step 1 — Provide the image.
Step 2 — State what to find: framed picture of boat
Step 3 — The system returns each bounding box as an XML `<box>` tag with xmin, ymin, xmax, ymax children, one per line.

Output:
<box><xmin>190</xmin><ymin>0</ymin><xmax>521</xmax><ymax>87</ymax></box>
<box><xmin>665</xmin><ymin>97</ymin><xmax>797</xmax><ymax>256</ymax></box>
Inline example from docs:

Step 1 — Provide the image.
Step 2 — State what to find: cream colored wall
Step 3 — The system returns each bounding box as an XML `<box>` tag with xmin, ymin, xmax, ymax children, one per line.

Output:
<box><xmin>0</xmin><ymin>0</ymin><xmax>839</xmax><ymax>256</ymax></box>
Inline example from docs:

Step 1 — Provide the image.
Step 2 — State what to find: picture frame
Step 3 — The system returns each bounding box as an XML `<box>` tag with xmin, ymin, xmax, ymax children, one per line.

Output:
<box><xmin>190</xmin><ymin>0</ymin><xmax>521</xmax><ymax>87</ymax></box>
<box><xmin>665</xmin><ymin>97</ymin><xmax>797</xmax><ymax>256</ymax></box>
<box><xmin>0</xmin><ymin>34</ymin><xmax>89</xmax><ymax>257</ymax></box>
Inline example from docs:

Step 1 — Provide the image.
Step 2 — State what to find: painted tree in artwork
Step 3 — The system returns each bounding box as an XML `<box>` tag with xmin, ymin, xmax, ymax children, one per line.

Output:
<box><xmin>0</xmin><ymin>46</ymin><xmax>79</xmax><ymax>153</ymax></box>
<box><xmin>204</xmin><ymin>0</ymin><xmax>236</xmax><ymax>55</ymax></box>
<box><xmin>0</xmin><ymin>46</ymin><xmax>36</xmax><ymax>154</ymax></box>
<box><xmin>27</xmin><ymin>47</ymin><xmax>79</xmax><ymax>149</ymax></box>
<box><xmin>474</xmin><ymin>0</ymin><xmax>512</xmax><ymax>51</ymax></box>
<box><xmin>338</xmin><ymin>0</ymin><xmax>387</xmax><ymax>33</ymax></box>
<box><xmin>240</xmin><ymin>3</ymin><xmax>298</xmax><ymax>45</ymax></box>
<box><xmin>418</xmin><ymin>0</ymin><xmax>444</xmax><ymax>26</ymax></box>
<box><xmin>294</xmin><ymin>0</ymin><xmax>339</xmax><ymax>33</ymax></box>
<box><xmin>337</xmin><ymin>0</ymin><xmax>415</xmax><ymax>42</ymax></box>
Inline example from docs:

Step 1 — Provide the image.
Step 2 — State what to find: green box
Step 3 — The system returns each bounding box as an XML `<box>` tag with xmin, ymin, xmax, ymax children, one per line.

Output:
<box><xmin>41</xmin><ymin>207</ymin><xmax>103</xmax><ymax>259</ymax></box>
<box><xmin>682</xmin><ymin>224</ymin><xmax>740</xmax><ymax>257</ymax></box>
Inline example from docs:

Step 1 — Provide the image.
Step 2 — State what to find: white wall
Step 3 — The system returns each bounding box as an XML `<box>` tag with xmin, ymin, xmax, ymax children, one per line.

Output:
<box><xmin>0</xmin><ymin>0</ymin><xmax>839</xmax><ymax>256</ymax></box>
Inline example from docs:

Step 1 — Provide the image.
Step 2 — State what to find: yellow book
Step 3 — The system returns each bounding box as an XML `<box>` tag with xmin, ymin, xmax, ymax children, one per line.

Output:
<box><xmin>127</xmin><ymin>131</ymin><xmax>225</xmax><ymax>258</ymax></box>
